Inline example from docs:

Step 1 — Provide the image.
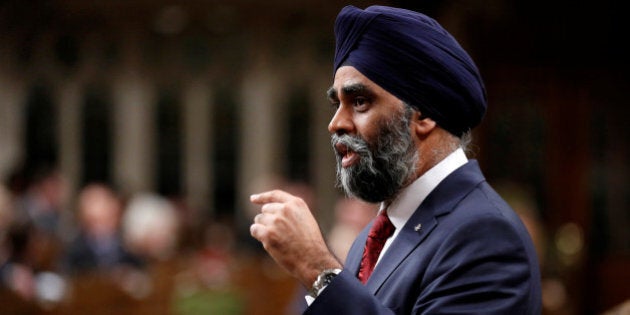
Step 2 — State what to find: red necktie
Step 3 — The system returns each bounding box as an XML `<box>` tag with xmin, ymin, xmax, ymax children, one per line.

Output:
<box><xmin>358</xmin><ymin>210</ymin><xmax>395</xmax><ymax>284</ymax></box>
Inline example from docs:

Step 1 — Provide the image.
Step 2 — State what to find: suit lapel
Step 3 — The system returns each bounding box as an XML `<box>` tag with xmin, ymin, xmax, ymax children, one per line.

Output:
<box><xmin>364</xmin><ymin>160</ymin><xmax>486</xmax><ymax>294</ymax></box>
<box><xmin>366</xmin><ymin>210</ymin><xmax>437</xmax><ymax>294</ymax></box>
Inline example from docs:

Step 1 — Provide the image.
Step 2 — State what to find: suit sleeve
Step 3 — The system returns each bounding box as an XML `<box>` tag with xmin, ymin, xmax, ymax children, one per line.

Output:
<box><xmin>304</xmin><ymin>270</ymin><xmax>396</xmax><ymax>315</ymax></box>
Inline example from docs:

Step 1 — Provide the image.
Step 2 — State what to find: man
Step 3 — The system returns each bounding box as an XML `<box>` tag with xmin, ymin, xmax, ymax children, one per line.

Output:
<box><xmin>250</xmin><ymin>5</ymin><xmax>541</xmax><ymax>314</ymax></box>
<box><xmin>63</xmin><ymin>183</ymin><xmax>144</xmax><ymax>275</ymax></box>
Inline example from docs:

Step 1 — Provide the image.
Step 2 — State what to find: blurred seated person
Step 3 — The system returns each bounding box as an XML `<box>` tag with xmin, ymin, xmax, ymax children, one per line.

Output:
<box><xmin>2</xmin><ymin>183</ymin><xmax>59</xmax><ymax>301</ymax></box>
<box><xmin>63</xmin><ymin>183</ymin><xmax>143</xmax><ymax>276</ymax></box>
<box><xmin>1</xmin><ymin>222</ymin><xmax>37</xmax><ymax>300</ymax></box>
<box><xmin>14</xmin><ymin>164</ymin><xmax>67</xmax><ymax>238</ymax></box>
<box><xmin>2</xmin><ymin>181</ymin><xmax>69</xmax><ymax>307</ymax></box>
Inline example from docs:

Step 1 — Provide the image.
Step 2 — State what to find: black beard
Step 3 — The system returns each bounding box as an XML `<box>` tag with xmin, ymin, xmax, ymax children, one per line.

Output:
<box><xmin>332</xmin><ymin>108</ymin><xmax>418</xmax><ymax>203</ymax></box>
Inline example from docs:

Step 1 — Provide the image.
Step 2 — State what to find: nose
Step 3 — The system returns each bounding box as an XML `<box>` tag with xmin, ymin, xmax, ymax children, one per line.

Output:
<box><xmin>328</xmin><ymin>105</ymin><xmax>354</xmax><ymax>135</ymax></box>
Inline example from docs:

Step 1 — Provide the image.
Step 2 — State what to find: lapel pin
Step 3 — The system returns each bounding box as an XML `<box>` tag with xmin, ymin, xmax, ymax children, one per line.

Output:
<box><xmin>414</xmin><ymin>223</ymin><xmax>422</xmax><ymax>232</ymax></box>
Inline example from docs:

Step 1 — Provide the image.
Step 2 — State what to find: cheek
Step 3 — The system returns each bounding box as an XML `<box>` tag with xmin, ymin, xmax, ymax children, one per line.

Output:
<box><xmin>353</xmin><ymin>114</ymin><xmax>381</xmax><ymax>143</ymax></box>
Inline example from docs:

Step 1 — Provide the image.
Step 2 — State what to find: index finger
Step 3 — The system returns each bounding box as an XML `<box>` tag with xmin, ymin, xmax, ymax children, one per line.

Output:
<box><xmin>250</xmin><ymin>189</ymin><xmax>295</xmax><ymax>205</ymax></box>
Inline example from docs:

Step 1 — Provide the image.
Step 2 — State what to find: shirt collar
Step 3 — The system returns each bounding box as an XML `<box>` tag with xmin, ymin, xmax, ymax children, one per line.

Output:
<box><xmin>381</xmin><ymin>148</ymin><xmax>468</xmax><ymax>230</ymax></box>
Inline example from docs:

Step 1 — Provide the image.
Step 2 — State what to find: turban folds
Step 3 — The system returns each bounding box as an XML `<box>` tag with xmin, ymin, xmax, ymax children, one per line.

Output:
<box><xmin>334</xmin><ymin>5</ymin><xmax>487</xmax><ymax>137</ymax></box>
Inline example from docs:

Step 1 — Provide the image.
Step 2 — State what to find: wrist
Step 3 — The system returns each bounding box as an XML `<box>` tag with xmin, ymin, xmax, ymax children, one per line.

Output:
<box><xmin>299</xmin><ymin>253</ymin><xmax>342</xmax><ymax>287</ymax></box>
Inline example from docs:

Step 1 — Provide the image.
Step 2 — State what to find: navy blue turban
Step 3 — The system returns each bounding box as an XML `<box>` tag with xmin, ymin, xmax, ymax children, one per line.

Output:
<box><xmin>334</xmin><ymin>5</ymin><xmax>487</xmax><ymax>137</ymax></box>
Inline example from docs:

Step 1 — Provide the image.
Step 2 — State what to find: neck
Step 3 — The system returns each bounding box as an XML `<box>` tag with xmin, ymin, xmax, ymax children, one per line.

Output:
<box><xmin>382</xmin><ymin>129</ymin><xmax>457</xmax><ymax>205</ymax></box>
<box><xmin>414</xmin><ymin>128</ymin><xmax>459</xmax><ymax>181</ymax></box>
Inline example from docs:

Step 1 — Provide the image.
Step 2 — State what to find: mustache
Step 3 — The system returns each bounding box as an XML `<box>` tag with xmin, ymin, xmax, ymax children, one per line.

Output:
<box><xmin>331</xmin><ymin>133</ymin><xmax>371</xmax><ymax>155</ymax></box>
<box><xmin>331</xmin><ymin>133</ymin><xmax>379</xmax><ymax>183</ymax></box>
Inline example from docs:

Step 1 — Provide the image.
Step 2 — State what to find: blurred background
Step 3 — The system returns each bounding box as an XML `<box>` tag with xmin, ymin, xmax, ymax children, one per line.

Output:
<box><xmin>0</xmin><ymin>0</ymin><xmax>627</xmax><ymax>314</ymax></box>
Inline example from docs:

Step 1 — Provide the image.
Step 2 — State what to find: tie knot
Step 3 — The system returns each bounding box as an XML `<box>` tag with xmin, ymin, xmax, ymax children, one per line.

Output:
<box><xmin>368</xmin><ymin>210</ymin><xmax>395</xmax><ymax>241</ymax></box>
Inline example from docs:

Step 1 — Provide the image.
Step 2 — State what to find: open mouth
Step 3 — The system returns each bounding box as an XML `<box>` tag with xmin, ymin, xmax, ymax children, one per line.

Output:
<box><xmin>335</xmin><ymin>142</ymin><xmax>359</xmax><ymax>168</ymax></box>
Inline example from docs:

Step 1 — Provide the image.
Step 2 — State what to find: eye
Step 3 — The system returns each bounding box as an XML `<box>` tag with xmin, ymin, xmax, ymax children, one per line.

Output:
<box><xmin>329</xmin><ymin>100</ymin><xmax>340</xmax><ymax>110</ymax></box>
<box><xmin>353</xmin><ymin>97</ymin><xmax>369</xmax><ymax>111</ymax></box>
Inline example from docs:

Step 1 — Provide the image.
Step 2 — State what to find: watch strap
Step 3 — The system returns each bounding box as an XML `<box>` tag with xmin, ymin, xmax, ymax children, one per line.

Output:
<box><xmin>309</xmin><ymin>268</ymin><xmax>342</xmax><ymax>298</ymax></box>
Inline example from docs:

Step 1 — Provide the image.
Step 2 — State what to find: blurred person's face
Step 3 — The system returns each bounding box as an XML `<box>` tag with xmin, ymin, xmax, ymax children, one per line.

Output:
<box><xmin>79</xmin><ymin>186</ymin><xmax>120</xmax><ymax>238</ymax></box>
<box><xmin>328</xmin><ymin>66</ymin><xmax>418</xmax><ymax>203</ymax></box>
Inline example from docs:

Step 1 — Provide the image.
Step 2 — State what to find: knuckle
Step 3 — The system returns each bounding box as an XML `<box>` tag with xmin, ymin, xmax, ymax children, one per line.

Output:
<box><xmin>277</xmin><ymin>203</ymin><xmax>287</xmax><ymax>213</ymax></box>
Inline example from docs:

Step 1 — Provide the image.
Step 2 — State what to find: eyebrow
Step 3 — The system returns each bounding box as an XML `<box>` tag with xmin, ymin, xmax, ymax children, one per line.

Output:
<box><xmin>341</xmin><ymin>83</ymin><xmax>369</xmax><ymax>96</ymax></box>
<box><xmin>327</xmin><ymin>83</ymin><xmax>372</xmax><ymax>101</ymax></box>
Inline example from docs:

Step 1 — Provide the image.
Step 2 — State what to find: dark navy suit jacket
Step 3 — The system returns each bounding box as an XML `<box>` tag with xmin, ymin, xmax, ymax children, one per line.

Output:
<box><xmin>305</xmin><ymin>160</ymin><xmax>541</xmax><ymax>314</ymax></box>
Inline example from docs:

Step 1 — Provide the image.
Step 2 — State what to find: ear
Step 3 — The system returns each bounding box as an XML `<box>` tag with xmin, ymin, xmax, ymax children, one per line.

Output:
<box><xmin>411</xmin><ymin>111</ymin><xmax>437</xmax><ymax>138</ymax></box>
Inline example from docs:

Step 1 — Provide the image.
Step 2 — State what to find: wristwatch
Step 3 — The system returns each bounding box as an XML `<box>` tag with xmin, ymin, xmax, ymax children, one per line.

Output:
<box><xmin>309</xmin><ymin>268</ymin><xmax>342</xmax><ymax>298</ymax></box>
